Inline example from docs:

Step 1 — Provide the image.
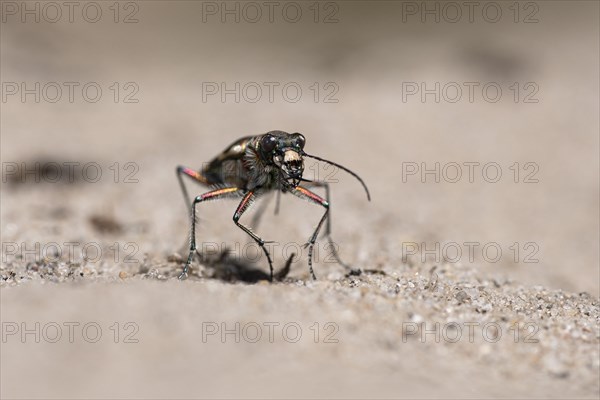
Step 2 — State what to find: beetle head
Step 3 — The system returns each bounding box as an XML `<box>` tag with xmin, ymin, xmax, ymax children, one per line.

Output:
<box><xmin>258</xmin><ymin>131</ymin><xmax>305</xmax><ymax>187</ymax></box>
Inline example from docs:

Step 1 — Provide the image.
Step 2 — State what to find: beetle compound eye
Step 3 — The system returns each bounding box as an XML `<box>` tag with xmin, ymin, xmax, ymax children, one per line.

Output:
<box><xmin>293</xmin><ymin>133</ymin><xmax>306</xmax><ymax>149</ymax></box>
<box><xmin>261</xmin><ymin>134</ymin><xmax>277</xmax><ymax>153</ymax></box>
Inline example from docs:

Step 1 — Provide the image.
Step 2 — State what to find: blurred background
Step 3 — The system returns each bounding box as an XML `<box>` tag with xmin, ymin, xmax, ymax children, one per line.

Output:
<box><xmin>2</xmin><ymin>0</ymin><xmax>598</xmax><ymax>292</ymax></box>
<box><xmin>1</xmin><ymin>1</ymin><xmax>599</xmax><ymax>398</ymax></box>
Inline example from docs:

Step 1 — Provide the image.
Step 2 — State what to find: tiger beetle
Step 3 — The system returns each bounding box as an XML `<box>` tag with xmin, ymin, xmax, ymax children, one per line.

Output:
<box><xmin>176</xmin><ymin>130</ymin><xmax>370</xmax><ymax>281</ymax></box>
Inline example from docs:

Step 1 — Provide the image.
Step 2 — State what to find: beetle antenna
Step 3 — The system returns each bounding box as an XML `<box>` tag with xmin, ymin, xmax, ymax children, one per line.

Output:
<box><xmin>302</xmin><ymin>152</ymin><xmax>371</xmax><ymax>201</ymax></box>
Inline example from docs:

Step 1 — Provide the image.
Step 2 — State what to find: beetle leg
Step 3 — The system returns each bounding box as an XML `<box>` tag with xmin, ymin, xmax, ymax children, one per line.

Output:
<box><xmin>288</xmin><ymin>186</ymin><xmax>330</xmax><ymax>280</ymax></box>
<box><xmin>180</xmin><ymin>187</ymin><xmax>243</xmax><ymax>280</ymax></box>
<box><xmin>274</xmin><ymin>189</ymin><xmax>282</xmax><ymax>215</ymax></box>
<box><xmin>233</xmin><ymin>191</ymin><xmax>276</xmax><ymax>282</ymax></box>
<box><xmin>298</xmin><ymin>181</ymin><xmax>357</xmax><ymax>273</ymax></box>
<box><xmin>249</xmin><ymin>192</ymin><xmax>274</xmax><ymax>230</ymax></box>
<box><xmin>248</xmin><ymin>189</ymin><xmax>282</xmax><ymax>230</ymax></box>
<box><xmin>176</xmin><ymin>165</ymin><xmax>213</xmax><ymax>215</ymax></box>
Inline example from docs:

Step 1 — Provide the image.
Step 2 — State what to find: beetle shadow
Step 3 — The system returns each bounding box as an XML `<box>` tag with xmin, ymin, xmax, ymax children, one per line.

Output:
<box><xmin>194</xmin><ymin>249</ymin><xmax>293</xmax><ymax>283</ymax></box>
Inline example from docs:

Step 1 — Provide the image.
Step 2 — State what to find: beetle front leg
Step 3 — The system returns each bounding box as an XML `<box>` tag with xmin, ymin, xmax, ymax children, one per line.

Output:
<box><xmin>180</xmin><ymin>187</ymin><xmax>243</xmax><ymax>280</ymax></box>
<box><xmin>301</xmin><ymin>180</ymin><xmax>358</xmax><ymax>274</ymax></box>
<box><xmin>289</xmin><ymin>186</ymin><xmax>329</xmax><ymax>280</ymax></box>
<box><xmin>233</xmin><ymin>191</ymin><xmax>276</xmax><ymax>282</ymax></box>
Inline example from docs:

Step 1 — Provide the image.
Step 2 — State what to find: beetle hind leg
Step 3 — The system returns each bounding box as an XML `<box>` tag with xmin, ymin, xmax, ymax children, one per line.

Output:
<box><xmin>176</xmin><ymin>165</ymin><xmax>214</xmax><ymax>214</ymax></box>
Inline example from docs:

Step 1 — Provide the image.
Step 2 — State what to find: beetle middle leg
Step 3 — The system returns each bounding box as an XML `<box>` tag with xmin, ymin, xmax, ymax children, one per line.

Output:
<box><xmin>233</xmin><ymin>190</ymin><xmax>276</xmax><ymax>282</ymax></box>
<box><xmin>249</xmin><ymin>192</ymin><xmax>273</xmax><ymax>230</ymax></box>
<box><xmin>250</xmin><ymin>188</ymin><xmax>283</xmax><ymax>230</ymax></box>
<box><xmin>180</xmin><ymin>186</ymin><xmax>244</xmax><ymax>280</ymax></box>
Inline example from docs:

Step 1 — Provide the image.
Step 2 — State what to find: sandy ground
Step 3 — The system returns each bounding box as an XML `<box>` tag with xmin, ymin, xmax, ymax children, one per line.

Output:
<box><xmin>1</xmin><ymin>1</ymin><xmax>599</xmax><ymax>399</ymax></box>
